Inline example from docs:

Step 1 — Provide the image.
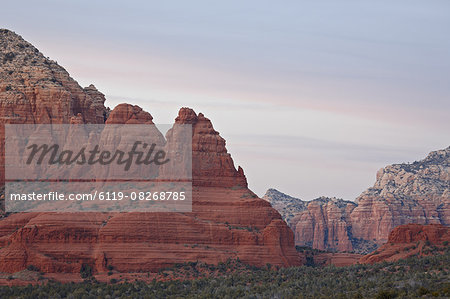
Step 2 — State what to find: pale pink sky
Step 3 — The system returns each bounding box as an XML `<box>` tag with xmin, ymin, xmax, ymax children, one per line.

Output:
<box><xmin>1</xmin><ymin>0</ymin><xmax>449</xmax><ymax>199</ymax></box>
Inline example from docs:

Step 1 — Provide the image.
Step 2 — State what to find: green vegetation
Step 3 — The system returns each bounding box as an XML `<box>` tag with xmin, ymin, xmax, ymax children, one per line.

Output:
<box><xmin>26</xmin><ymin>265</ymin><xmax>39</xmax><ymax>272</ymax></box>
<box><xmin>0</xmin><ymin>251</ymin><xmax>448</xmax><ymax>298</ymax></box>
<box><xmin>230</xmin><ymin>185</ymin><xmax>244</xmax><ymax>190</ymax></box>
<box><xmin>295</xmin><ymin>245</ymin><xmax>333</xmax><ymax>267</ymax></box>
<box><xmin>3</xmin><ymin>51</ymin><xmax>16</xmax><ymax>63</ymax></box>
<box><xmin>240</xmin><ymin>192</ymin><xmax>258</xmax><ymax>199</ymax></box>
<box><xmin>79</xmin><ymin>264</ymin><xmax>92</xmax><ymax>279</ymax></box>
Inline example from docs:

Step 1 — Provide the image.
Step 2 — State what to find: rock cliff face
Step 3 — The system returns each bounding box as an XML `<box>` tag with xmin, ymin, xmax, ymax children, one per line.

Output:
<box><xmin>175</xmin><ymin>108</ymin><xmax>248</xmax><ymax>188</ymax></box>
<box><xmin>291</xmin><ymin>197</ymin><xmax>356</xmax><ymax>252</ymax></box>
<box><xmin>350</xmin><ymin>147</ymin><xmax>449</xmax><ymax>245</ymax></box>
<box><xmin>264</xmin><ymin>190</ymin><xmax>357</xmax><ymax>252</ymax></box>
<box><xmin>359</xmin><ymin>224</ymin><xmax>449</xmax><ymax>264</ymax></box>
<box><xmin>265</xmin><ymin>147</ymin><xmax>449</xmax><ymax>253</ymax></box>
<box><xmin>0</xmin><ymin>29</ymin><xmax>109</xmax><ymax>187</ymax></box>
<box><xmin>0</xmin><ymin>29</ymin><xmax>108</xmax><ymax>124</ymax></box>
<box><xmin>0</xmin><ymin>29</ymin><xmax>302</xmax><ymax>275</ymax></box>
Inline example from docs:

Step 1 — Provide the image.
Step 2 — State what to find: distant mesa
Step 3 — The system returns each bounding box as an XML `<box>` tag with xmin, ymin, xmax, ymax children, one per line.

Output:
<box><xmin>264</xmin><ymin>146</ymin><xmax>449</xmax><ymax>253</ymax></box>
<box><xmin>264</xmin><ymin>190</ymin><xmax>358</xmax><ymax>252</ymax></box>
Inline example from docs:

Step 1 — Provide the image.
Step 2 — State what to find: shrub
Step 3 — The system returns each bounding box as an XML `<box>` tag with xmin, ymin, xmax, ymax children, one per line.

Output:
<box><xmin>80</xmin><ymin>263</ymin><xmax>93</xmax><ymax>279</ymax></box>
<box><xmin>417</xmin><ymin>287</ymin><xmax>429</xmax><ymax>296</ymax></box>
<box><xmin>376</xmin><ymin>289</ymin><xmax>398</xmax><ymax>299</ymax></box>
<box><xmin>27</xmin><ymin>264</ymin><xmax>39</xmax><ymax>271</ymax></box>
<box><xmin>3</xmin><ymin>52</ymin><xmax>16</xmax><ymax>62</ymax></box>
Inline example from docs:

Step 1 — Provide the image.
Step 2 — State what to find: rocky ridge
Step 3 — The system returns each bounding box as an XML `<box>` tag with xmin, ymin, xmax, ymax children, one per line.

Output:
<box><xmin>0</xmin><ymin>29</ymin><xmax>109</xmax><ymax>188</ymax></box>
<box><xmin>262</xmin><ymin>189</ymin><xmax>307</xmax><ymax>226</ymax></box>
<box><xmin>265</xmin><ymin>147</ymin><xmax>449</xmax><ymax>253</ymax></box>
<box><xmin>350</xmin><ymin>147</ymin><xmax>449</xmax><ymax>245</ymax></box>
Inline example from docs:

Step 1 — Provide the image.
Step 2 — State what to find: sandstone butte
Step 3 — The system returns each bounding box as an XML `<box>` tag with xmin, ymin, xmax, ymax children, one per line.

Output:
<box><xmin>0</xmin><ymin>29</ymin><xmax>302</xmax><ymax>275</ymax></box>
<box><xmin>264</xmin><ymin>146</ymin><xmax>450</xmax><ymax>253</ymax></box>
<box><xmin>359</xmin><ymin>223</ymin><xmax>450</xmax><ymax>264</ymax></box>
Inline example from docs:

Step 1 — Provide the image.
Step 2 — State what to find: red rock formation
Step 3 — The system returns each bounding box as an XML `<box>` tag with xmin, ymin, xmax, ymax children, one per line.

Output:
<box><xmin>105</xmin><ymin>103</ymin><xmax>153</xmax><ymax>124</ymax></box>
<box><xmin>0</xmin><ymin>107</ymin><xmax>301</xmax><ymax>273</ymax></box>
<box><xmin>0</xmin><ymin>186</ymin><xmax>301</xmax><ymax>274</ymax></box>
<box><xmin>0</xmin><ymin>30</ymin><xmax>302</xmax><ymax>275</ymax></box>
<box><xmin>387</xmin><ymin>223</ymin><xmax>449</xmax><ymax>244</ymax></box>
<box><xmin>360</xmin><ymin>224</ymin><xmax>449</xmax><ymax>264</ymax></box>
<box><xmin>175</xmin><ymin>108</ymin><xmax>247</xmax><ymax>188</ymax></box>
<box><xmin>291</xmin><ymin>198</ymin><xmax>356</xmax><ymax>252</ymax></box>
